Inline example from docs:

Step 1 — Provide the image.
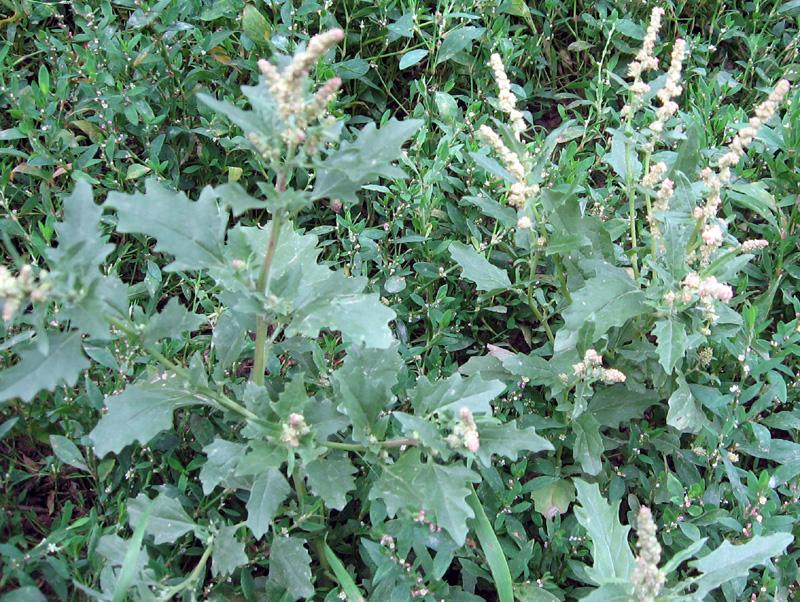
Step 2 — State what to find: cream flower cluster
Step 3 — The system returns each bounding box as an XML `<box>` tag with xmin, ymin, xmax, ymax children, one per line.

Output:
<box><xmin>717</xmin><ymin>79</ymin><xmax>791</xmax><ymax>183</ymax></box>
<box><xmin>695</xmin><ymin>79</ymin><xmax>791</xmax><ymax>224</ymax></box>
<box><xmin>447</xmin><ymin>407</ymin><xmax>480</xmax><ymax>453</ymax></box>
<box><xmin>740</xmin><ymin>239</ymin><xmax>769</xmax><ymax>252</ymax></box>
<box><xmin>623</xmin><ymin>7</ymin><xmax>664</xmax><ymax>117</ymax></box>
<box><xmin>0</xmin><ymin>264</ymin><xmax>48</xmax><ymax>322</ymax></box>
<box><xmin>488</xmin><ymin>53</ymin><xmax>526</xmax><ymax>138</ymax></box>
<box><xmin>478</xmin><ymin>124</ymin><xmax>539</xmax><ymax>207</ymax></box>
<box><xmin>649</xmin><ymin>39</ymin><xmax>687</xmax><ymax>134</ymax></box>
<box><xmin>256</xmin><ymin>29</ymin><xmax>344</xmax><ymax>137</ymax></box>
<box><xmin>681</xmin><ymin>272</ymin><xmax>733</xmax><ymax>303</ymax></box>
<box><xmin>699</xmin><ymin>223</ymin><xmax>724</xmax><ymax>263</ymax></box>
<box><xmin>631</xmin><ymin>506</ymin><xmax>665</xmax><ymax>602</ymax></box>
<box><xmin>572</xmin><ymin>349</ymin><xmax>627</xmax><ymax>384</ymax></box>
<box><xmin>281</xmin><ymin>413</ymin><xmax>311</xmax><ymax>447</ymax></box>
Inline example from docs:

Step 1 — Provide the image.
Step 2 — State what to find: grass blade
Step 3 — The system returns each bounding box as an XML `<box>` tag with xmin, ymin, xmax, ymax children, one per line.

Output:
<box><xmin>322</xmin><ymin>540</ymin><xmax>365</xmax><ymax>602</ymax></box>
<box><xmin>112</xmin><ymin>501</ymin><xmax>152</xmax><ymax>602</ymax></box>
<box><xmin>467</xmin><ymin>485</ymin><xmax>513</xmax><ymax>602</ymax></box>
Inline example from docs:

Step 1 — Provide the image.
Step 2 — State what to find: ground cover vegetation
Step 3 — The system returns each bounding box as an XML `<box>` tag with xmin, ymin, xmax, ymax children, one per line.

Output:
<box><xmin>1</xmin><ymin>0</ymin><xmax>800</xmax><ymax>600</ymax></box>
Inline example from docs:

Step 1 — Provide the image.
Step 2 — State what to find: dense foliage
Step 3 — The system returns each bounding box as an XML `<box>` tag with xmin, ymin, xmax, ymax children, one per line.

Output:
<box><xmin>1</xmin><ymin>1</ymin><xmax>799</xmax><ymax>600</ymax></box>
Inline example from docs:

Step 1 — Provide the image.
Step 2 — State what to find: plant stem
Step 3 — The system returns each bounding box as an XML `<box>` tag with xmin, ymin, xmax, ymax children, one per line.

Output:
<box><xmin>159</xmin><ymin>540</ymin><xmax>214</xmax><ymax>599</ymax></box>
<box><xmin>323</xmin><ymin>438</ymin><xmax>418</xmax><ymax>452</ymax></box>
<box><xmin>251</xmin><ymin>173</ymin><xmax>287</xmax><ymax>387</ymax></box>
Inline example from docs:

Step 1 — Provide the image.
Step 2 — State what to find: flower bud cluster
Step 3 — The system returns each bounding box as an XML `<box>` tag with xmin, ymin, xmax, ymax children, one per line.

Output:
<box><xmin>631</xmin><ymin>506</ymin><xmax>665</xmax><ymax>602</ymax></box>
<box><xmin>280</xmin><ymin>413</ymin><xmax>310</xmax><ymax>447</ymax></box>
<box><xmin>740</xmin><ymin>239</ymin><xmax>769</xmax><ymax>252</ymax></box>
<box><xmin>572</xmin><ymin>349</ymin><xmax>627</xmax><ymax>384</ymax></box>
<box><xmin>0</xmin><ymin>265</ymin><xmax>49</xmax><ymax>321</ymax></box>
<box><xmin>257</xmin><ymin>29</ymin><xmax>344</xmax><ymax>146</ymax></box>
<box><xmin>488</xmin><ymin>53</ymin><xmax>526</xmax><ymax>138</ymax></box>
<box><xmin>623</xmin><ymin>8</ymin><xmax>664</xmax><ymax>117</ymax></box>
<box><xmin>649</xmin><ymin>39</ymin><xmax>687</xmax><ymax>134</ymax></box>
<box><xmin>699</xmin><ymin>223</ymin><xmax>724</xmax><ymax>264</ymax></box>
<box><xmin>478</xmin><ymin>125</ymin><xmax>539</xmax><ymax>207</ymax></box>
<box><xmin>446</xmin><ymin>407</ymin><xmax>480</xmax><ymax>453</ymax></box>
<box><xmin>681</xmin><ymin>272</ymin><xmax>733</xmax><ymax>303</ymax></box>
<box><xmin>717</xmin><ymin>79</ymin><xmax>790</xmax><ymax>183</ymax></box>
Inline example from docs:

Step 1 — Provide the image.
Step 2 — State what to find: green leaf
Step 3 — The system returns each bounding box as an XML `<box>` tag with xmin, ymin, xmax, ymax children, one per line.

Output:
<box><xmin>574</xmin><ymin>479</ymin><xmax>635</xmax><ymax>585</ymax></box>
<box><xmin>142</xmin><ymin>298</ymin><xmax>205</xmax><ymax>346</ymax></box>
<box><xmin>689</xmin><ymin>533</ymin><xmax>792</xmax><ymax>599</ymax></box>
<box><xmin>467</xmin><ymin>486</ymin><xmax>513</xmax><ymax>602</ymax></box>
<box><xmin>0</xmin><ymin>331</ymin><xmax>89</xmax><ymax>403</ymax></box>
<box><xmin>727</xmin><ymin>182</ymin><xmax>777</xmax><ymax>226</ymax></box>
<box><xmin>125</xmin><ymin>164</ymin><xmax>151</xmax><ymax>180</ymax></box>
<box><xmin>268</xmin><ymin>536</ymin><xmax>314</xmax><ymax>600</ymax></box>
<box><xmin>369</xmin><ymin>449</ymin><xmax>480</xmax><ymax>545</ymax></box>
<box><xmin>652</xmin><ymin>318</ymin><xmax>688</xmax><ymax>374</ymax></box>
<box><xmin>322</xmin><ymin>541</ymin><xmax>366</xmax><ymax>602</ymax></box>
<box><xmin>604</xmin><ymin>130</ymin><xmax>641</xmax><ymax>182</ymax></box>
<box><xmin>241</xmin><ymin>4</ymin><xmax>270</xmax><ymax>45</ymax></box>
<box><xmin>332</xmin><ymin>344</ymin><xmax>403</xmax><ymax>442</ymax></box>
<box><xmin>667</xmin><ymin>379</ymin><xmax>705</xmax><ymax>434</ymax></box>
<box><xmin>127</xmin><ymin>492</ymin><xmax>200</xmax><ymax>545</ymax></box>
<box><xmin>246</xmin><ymin>468</ymin><xmax>291</xmax><ymax>540</ymax></box>
<box><xmin>303</xmin><ymin>454</ymin><xmax>357</xmax><ymax>510</ymax></box>
<box><xmin>531</xmin><ymin>479</ymin><xmax>576</xmax><ymax>518</ymax></box>
<box><xmin>212</xmin><ymin>525</ymin><xmax>248</xmax><ymax>577</ymax></box>
<box><xmin>106</xmin><ymin>179</ymin><xmax>227</xmax><ymax>271</ymax></box>
<box><xmin>513</xmin><ymin>582</ymin><xmax>561</xmax><ymax>601</ymax></box>
<box><xmin>475</xmin><ymin>420</ymin><xmax>553</xmax><ymax>467</ymax></box>
<box><xmin>49</xmin><ymin>435</ymin><xmax>89</xmax><ymax>472</ymax></box>
<box><xmin>49</xmin><ymin>181</ymin><xmax>113</xmax><ymax>275</ymax></box>
<box><xmin>449</xmin><ymin>241</ymin><xmax>511</xmax><ymax>291</ymax></box>
<box><xmin>0</xmin><ymin>588</ymin><xmax>47</xmax><ymax>602</ymax></box>
<box><xmin>312</xmin><ymin>118</ymin><xmax>423</xmax><ymax>203</ymax></box>
<box><xmin>436</xmin><ymin>26</ymin><xmax>484</xmax><ymax>65</ymax></box>
<box><xmin>561</xmin><ymin>262</ymin><xmax>648</xmax><ymax>347</ymax></box>
<box><xmin>90</xmin><ymin>379</ymin><xmax>205</xmax><ymax>457</ymax></box>
<box><xmin>199</xmin><ymin>438</ymin><xmax>251</xmax><ymax>494</ymax></box>
<box><xmin>399</xmin><ymin>49</ymin><xmax>428</xmax><ymax>69</ymax></box>
<box><xmin>588</xmin><ymin>386</ymin><xmax>656</xmax><ymax>427</ymax></box>
<box><xmin>580</xmin><ymin>583</ymin><xmax>634</xmax><ymax>601</ymax></box>
<box><xmin>411</xmin><ymin>372</ymin><xmax>504</xmax><ymax>416</ymax></box>
<box><xmin>573</xmin><ymin>414</ymin><xmax>604</xmax><ymax>476</ymax></box>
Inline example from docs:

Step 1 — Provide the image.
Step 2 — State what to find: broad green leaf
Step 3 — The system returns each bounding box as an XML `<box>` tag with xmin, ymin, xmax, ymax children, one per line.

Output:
<box><xmin>106</xmin><ymin>179</ymin><xmax>227</xmax><ymax>271</ymax></box>
<box><xmin>475</xmin><ymin>420</ymin><xmax>553</xmax><ymax>467</ymax></box>
<box><xmin>199</xmin><ymin>438</ymin><xmax>251</xmax><ymax>494</ymax></box>
<box><xmin>411</xmin><ymin>372</ymin><xmax>504</xmax><ymax>416</ymax></box>
<box><xmin>0</xmin><ymin>587</ymin><xmax>47</xmax><ymax>602</ymax></box>
<box><xmin>604</xmin><ymin>130</ymin><xmax>641</xmax><ymax>182</ymax></box>
<box><xmin>141</xmin><ymin>298</ymin><xmax>205</xmax><ymax>346</ymax></box>
<box><xmin>573</xmin><ymin>414</ymin><xmax>604</xmax><ymax>476</ymax></box>
<box><xmin>322</xmin><ymin>541</ymin><xmax>366</xmax><ymax>602</ymax></box>
<box><xmin>332</xmin><ymin>344</ymin><xmax>402</xmax><ymax>442</ymax></box>
<box><xmin>125</xmin><ymin>164</ymin><xmax>151</xmax><ymax>180</ymax></box>
<box><xmin>90</xmin><ymin>379</ymin><xmax>205</xmax><ymax>457</ymax></box>
<box><xmin>399</xmin><ymin>48</ymin><xmax>428</xmax><ymax>69</ymax></box>
<box><xmin>49</xmin><ymin>181</ymin><xmax>113</xmax><ymax>274</ymax></box>
<box><xmin>449</xmin><ymin>241</ymin><xmax>511</xmax><ymax>291</ymax></box>
<box><xmin>531</xmin><ymin>479</ymin><xmax>576</xmax><ymax>518</ymax></box>
<box><xmin>246</xmin><ymin>468</ymin><xmax>291</xmax><ymax>540</ymax></box>
<box><xmin>268</xmin><ymin>536</ymin><xmax>314</xmax><ymax>600</ymax></box>
<box><xmin>227</xmin><ymin>224</ymin><xmax>397</xmax><ymax>348</ymax></box>
<box><xmin>667</xmin><ymin>379</ymin><xmax>705</xmax><ymax>434</ymax></box>
<box><xmin>241</xmin><ymin>4</ymin><xmax>270</xmax><ymax>45</ymax></box>
<box><xmin>312</xmin><ymin>118</ymin><xmax>423</xmax><ymax>203</ymax></box>
<box><xmin>303</xmin><ymin>454</ymin><xmax>357</xmax><ymax>510</ymax></box>
<box><xmin>580</xmin><ymin>583</ymin><xmax>634</xmax><ymax>601</ymax></box>
<box><xmin>562</xmin><ymin>262</ymin><xmax>648</xmax><ymax>346</ymax></box>
<box><xmin>436</xmin><ymin>26</ymin><xmax>484</xmax><ymax>65</ymax></box>
<box><xmin>727</xmin><ymin>182</ymin><xmax>777</xmax><ymax>226</ymax></box>
<box><xmin>689</xmin><ymin>533</ymin><xmax>792</xmax><ymax>599</ymax></box>
<box><xmin>49</xmin><ymin>435</ymin><xmax>89</xmax><ymax>472</ymax></box>
<box><xmin>653</xmin><ymin>318</ymin><xmax>688</xmax><ymax>374</ymax></box>
<box><xmin>574</xmin><ymin>480</ymin><xmax>635</xmax><ymax>585</ymax></box>
<box><xmin>211</xmin><ymin>310</ymin><xmax>247</xmax><ymax>371</ymax></box>
<box><xmin>211</xmin><ymin>525</ymin><xmax>248</xmax><ymax>577</ymax></box>
<box><xmin>369</xmin><ymin>448</ymin><xmax>480</xmax><ymax>545</ymax></box>
<box><xmin>588</xmin><ymin>386</ymin><xmax>656</xmax><ymax>427</ymax></box>
<box><xmin>513</xmin><ymin>582</ymin><xmax>561</xmax><ymax>601</ymax></box>
<box><xmin>127</xmin><ymin>492</ymin><xmax>201</xmax><ymax>545</ymax></box>
<box><xmin>0</xmin><ymin>331</ymin><xmax>89</xmax><ymax>403</ymax></box>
